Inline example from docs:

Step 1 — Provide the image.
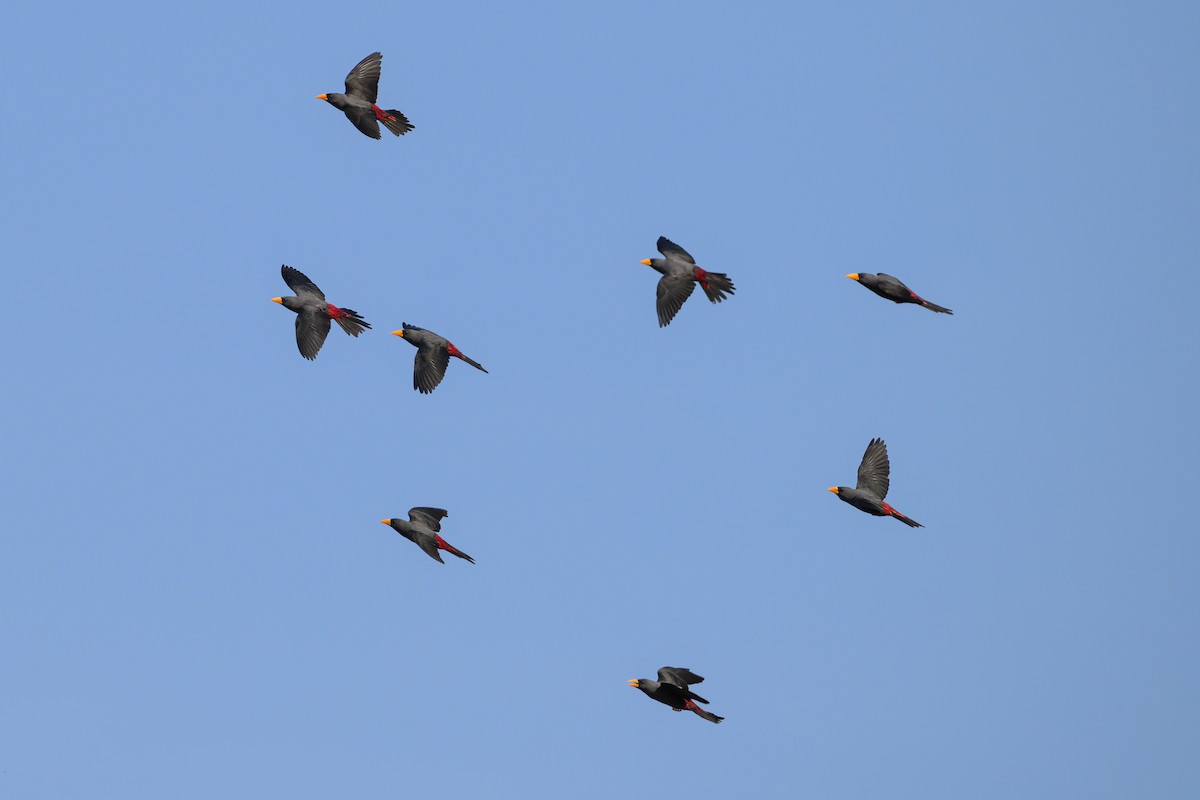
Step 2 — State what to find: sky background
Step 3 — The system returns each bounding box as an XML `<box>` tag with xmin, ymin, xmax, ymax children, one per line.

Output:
<box><xmin>3</xmin><ymin>1</ymin><xmax>1199</xmax><ymax>797</ymax></box>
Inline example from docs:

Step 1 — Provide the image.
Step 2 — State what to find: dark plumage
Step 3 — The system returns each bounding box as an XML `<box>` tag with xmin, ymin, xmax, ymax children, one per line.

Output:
<box><xmin>391</xmin><ymin>324</ymin><xmax>488</xmax><ymax>394</ymax></box>
<box><xmin>828</xmin><ymin>438</ymin><xmax>924</xmax><ymax>527</ymax></box>
<box><xmin>846</xmin><ymin>272</ymin><xmax>953</xmax><ymax>314</ymax></box>
<box><xmin>629</xmin><ymin>667</ymin><xmax>724</xmax><ymax>724</ymax></box>
<box><xmin>640</xmin><ymin>237</ymin><xmax>735</xmax><ymax>327</ymax></box>
<box><xmin>271</xmin><ymin>265</ymin><xmax>370</xmax><ymax>360</ymax></box>
<box><xmin>317</xmin><ymin>52</ymin><xmax>413</xmax><ymax>139</ymax></box>
<box><xmin>380</xmin><ymin>508</ymin><xmax>474</xmax><ymax>564</ymax></box>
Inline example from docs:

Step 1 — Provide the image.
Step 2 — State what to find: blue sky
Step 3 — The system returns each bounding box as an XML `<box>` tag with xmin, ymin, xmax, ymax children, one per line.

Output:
<box><xmin>3</xmin><ymin>2</ymin><xmax>1198</xmax><ymax>797</ymax></box>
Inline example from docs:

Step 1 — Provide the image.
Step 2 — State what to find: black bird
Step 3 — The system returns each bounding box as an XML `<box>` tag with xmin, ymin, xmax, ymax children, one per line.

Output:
<box><xmin>846</xmin><ymin>272</ymin><xmax>952</xmax><ymax>314</ymax></box>
<box><xmin>380</xmin><ymin>508</ymin><xmax>475</xmax><ymax>564</ymax></box>
<box><xmin>317</xmin><ymin>52</ymin><xmax>413</xmax><ymax>139</ymax></box>
<box><xmin>828</xmin><ymin>438</ymin><xmax>924</xmax><ymax>527</ymax></box>
<box><xmin>271</xmin><ymin>265</ymin><xmax>370</xmax><ymax>360</ymax></box>
<box><xmin>391</xmin><ymin>324</ymin><xmax>488</xmax><ymax>394</ymax></box>
<box><xmin>629</xmin><ymin>667</ymin><xmax>724</xmax><ymax>724</ymax></box>
<box><xmin>640</xmin><ymin>237</ymin><xmax>735</xmax><ymax>327</ymax></box>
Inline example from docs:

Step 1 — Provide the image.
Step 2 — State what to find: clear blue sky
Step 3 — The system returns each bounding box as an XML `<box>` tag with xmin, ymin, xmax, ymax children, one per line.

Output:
<box><xmin>3</xmin><ymin>2</ymin><xmax>1198</xmax><ymax>798</ymax></box>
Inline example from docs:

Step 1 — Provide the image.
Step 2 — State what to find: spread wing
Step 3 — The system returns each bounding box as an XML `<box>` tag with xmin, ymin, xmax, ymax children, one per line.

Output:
<box><xmin>656</xmin><ymin>272</ymin><xmax>696</xmax><ymax>327</ymax></box>
<box><xmin>657</xmin><ymin>237</ymin><xmax>695</xmax><ymax>264</ymax></box>
<box><xmin>414</xmin><ymin>344</ymin><xmax>451</xmax><ymax>394</ymax></box>
<box><xmin>408</xmin><ymin>507</ymin><xmax>448</xmax><ymax>532</ymax></box>
<box><xmin>344</xmin><ymin>51</ymin><xmax>382</xmax><ymax>103</ymax></box>
<box><xmin>855</xmin><ymin>438</ymin><xmax>891</xmax><ymax>499</ymax></box>
<box><xmin>281</xmin><ymin>265</ymin><xmax>325</xmax><ymax>300</ymax></box>
<box><xmin>295</xmin><ymin>309</ymin><xmax>331</xmax><ymax>361</ymax></box>
<box><xmin>413</xmin><ymin>533</ymin><xmax>445</xmax><ymax>563</ymax></box>
<box><xmin>657</xmin><ymin>666</ymin><xmax>703</xmax><ymax>687</ymax></box>
<box><xmin>342</xmin><ymin>107</ymin><xmax>382</xmax><ymax>139</ymax></box>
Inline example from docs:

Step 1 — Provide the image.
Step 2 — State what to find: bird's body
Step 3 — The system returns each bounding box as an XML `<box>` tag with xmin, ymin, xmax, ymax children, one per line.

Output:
<box><xmin>629</xmin><ymin>667</ymin><xmax>724</xmax><ymax>724</ymax></box>
<box><xmin>846</xmin><ymin>272</ymin><xmax>952</xmax><ymax>314</ymax></box>
<box><xmin>317</xmin><ymin>52</ymin><xmax>413</xmax><ymax>139</ymax></box>
<box><xmin>392</xmin><ymin>324</ymin><xmax>488</xmax><ymax>394</ymax></box>
<box><xmin>380</xmin><ymin>508</ymin><xmax>475</xmax><ymax>564</ymax></box>
<box><xmin>641</xmin><ymin>237</ymin><xmax>735</xmax><ymax>327</ymax></box>
<box><xmin>271</xmin><ymin>265</ymin><xmax>370</xmax><ymax>360</ymax></box>
<box><xmin>829</xmin><ymin>438</ymin><xmax>924</xmax><ymax>527</ymax></box>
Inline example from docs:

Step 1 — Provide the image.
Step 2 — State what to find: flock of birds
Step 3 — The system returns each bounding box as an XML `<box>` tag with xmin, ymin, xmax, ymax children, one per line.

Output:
<box><xmin>280</xmin><ymin>51</ymin><xmax>956</xmax><ymax>725</ymax></box>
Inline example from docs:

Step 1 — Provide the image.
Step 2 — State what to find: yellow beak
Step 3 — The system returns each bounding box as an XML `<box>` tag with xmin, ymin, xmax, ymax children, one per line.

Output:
<box><xmin>379</xmin><ymin>519</ymin><xmax>391</xmax><ymax>525</ymax></box>
<box><xmin>627</xmin><ymin>679</ymin><xmax>639</xmax><ymax>687</ymax></box>
<box><xmin>845</xmin><ymin>273</ymin><xmax>860</xmax><ymax>281</ymax></box>
<box><xmin>271</xmin><ymin>297</ymin><xmax>283</xmax><ymax>304</ymax></box>
<box><xmin>391</xmin><ymin>330</ymin><xmax>405</xmax><ymax>338</ymax></box>
<box><xmin>316</xmin><ymin>94</ymin><xmax>328</xmax><ymax>101</ymax></box>
<box><xmin>827</xmin><ymin>487</ymin><xmax>839</xmax><ymax>494</ymax></box>
<box><xmin>639</xmin><ymin>259</ymin><xmax>652</xmax><ymax>266</ymax></box>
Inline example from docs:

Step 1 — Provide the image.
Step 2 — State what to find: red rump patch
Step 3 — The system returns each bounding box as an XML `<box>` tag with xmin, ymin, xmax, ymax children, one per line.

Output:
<box><xmin>693</xmin><ymin>267</ymin><xmax>711</xmax><ymax>290</ymax></box>
<box><xmin>372</xmin><ymin>104</ymin><xmax>394</xmax><ymax>121</ymax></box>
<box><xmin>326</xmin><ymin>303</ymin><xmax>347</xmax><ymax>319</ymax></box>
<box><xmin>446</xmin><ymin>343</ymin><xmax>461</xmax><ymax>357</ymax></box>
<box><xmin>909</xmin><ymin>291</ymin><xmax>924</xmax><ymax>303</ymax></box>
<box><xmin>685</xmin><ymin>700</ymin><xmax>701</xmax><ymax>712</ymax></box>
<box><xmin>881</xmin><ymin>502</ymin><xmax>899</xmax><ymax>516</ymax></box>
<box><xmin>434</xmin><ymin>535</ymin><xmax>454</xmax><ymax>552</ymax></box>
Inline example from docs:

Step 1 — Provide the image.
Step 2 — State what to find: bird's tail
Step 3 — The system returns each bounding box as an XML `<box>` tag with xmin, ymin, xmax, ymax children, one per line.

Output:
<box><xmin>695</xmin><ymin>268</ymin><xmax>735</xmax><ymax>304</ymax></box>
<box><xmin>328</xmin><ymin>305</ymin><xmax>371</xmax><ymax>336</ymax></box>
<box><xmin>881</xmin><ymin>502</ymin><xmax>924</xmax><ymax>528</ymax></box>
<box><xmin>435</xmin><ymin>535</ymin><xmax>475</xmax><ymax>564</ymax></box>
<box><xmin>447</xmin><ymin>344</ymin><xmax>489</xmax><ymax>374</ymax></box>
<box><xmin>685</xmin><ymin>699</ymin><xmax>724</xmax><ymax>724</ymax></box>
<box><xmin>378</xmin><ymin>109</ymin><xmax>414</xmax><ymax>136</ymax></box>
<box><xmin>920</xmin><ymin>299</ymin><xmax>953</xmax><ymax>315</ymax></box>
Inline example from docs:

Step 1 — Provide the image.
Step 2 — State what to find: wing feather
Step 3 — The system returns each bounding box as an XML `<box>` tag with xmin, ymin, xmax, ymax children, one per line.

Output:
<box><xmin>344</xmin><ymin>52</ymin><xmax>382</xmax><ymax>103</ymax></box>
<box><xmin>855</xmin><ymin>438</ymin><xmax>891</xmax><ymax>499</ymax></box>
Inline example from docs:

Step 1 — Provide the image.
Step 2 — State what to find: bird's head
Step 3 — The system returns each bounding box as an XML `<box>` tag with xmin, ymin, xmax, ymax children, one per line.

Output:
<box><xmin>272</xmin><ymin>296</ymin><xmax>299</xmax><ymax>311</ymax></box>
<box><xmin>828</xmin><ymin>486</ymin><xmax>845</xmax><ymax>495</ymax></box>
<box><xmin>379</xmin><ymin>519</ymin><xmax>399</xmax><ymax>531</ymax></box>
<box><xmin>628</xmin><ymin>678</ymin><xmax>644</xmax><ymax>690</ymax></box>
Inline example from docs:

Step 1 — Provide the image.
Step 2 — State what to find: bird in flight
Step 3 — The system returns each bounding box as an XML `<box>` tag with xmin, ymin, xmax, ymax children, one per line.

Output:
<box><xmin>640</xmin><ymin>237</ymin><xmax>735</xmax><ymax>327</ymax></box>
<box><xmin>845</xmin><ymin>272</ymin><xmax>952</xmax><ymax>314</ymax></box>
<box><xmin>629</xmin><ymin>667</ymin><xmax>724</xmax><ymax>724</ymax></box>
<box><xmin>317</xmin><ymin>52</ymin><xmax>413</xmax><ymax>139</ymax></box>
<box><xmin>392</xmin><ymin>324</ymin><xmax>488</xmax><ymax>394</ymax></box>
<box><xmin>829</xmin><ymin>438</ymin><xmax>924</xmax><ymax>527</ymax></box>
<box><xmin>271</xmin><ymin>265</ymin><xmax>370</xmax><ymax>360</ymax></box>
<box><xmin>380</xmin><ymin>508</ymin><xmax>475</xmax><ymax>564</ymax></box>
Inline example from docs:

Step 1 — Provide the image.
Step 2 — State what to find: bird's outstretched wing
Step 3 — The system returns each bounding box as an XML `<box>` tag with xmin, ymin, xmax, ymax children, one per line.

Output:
<box><xmin>657</xmin><ymin>236</ymin><xmax>695</xmax><ymax>264</ymax></box>
<box><xmin>408</xmin><ymin>507</ymin><xmax>448</xmax><ymax>532</ymax></box>
<box><xmin>414</xmin><ymin>345</ymin><xmax>451</xmax><ymax>394</ymax></box>
<box><xmin>856</xmin><ymin>438</ymin><xmax>891</xmax><ymax>499</ymax></box>
<box><xmin>343</xmin><ymin>107</ymin><xmax>382</xmax><ymax>139</ymax></box>
<box><xmin>656</xmin><ymin>273</ymin><xmax>696</xmax><ymax>327</ymax></box>
<box><xmin>295</xmin><ymin>310</ymin><xmax>331</xmax><ymax>360</ymax></box>
<box><xmin>281</xmin><ymin>265</ymin><xmax>325</xmax><ymax>300</ymax></box>
<box><xmin>344</xmin><ymin>51</ymin><xmax>382</xmax><ymax>103</ymax></box>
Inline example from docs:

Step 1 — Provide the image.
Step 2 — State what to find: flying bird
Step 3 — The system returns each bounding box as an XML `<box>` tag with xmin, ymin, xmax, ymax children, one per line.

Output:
<box><xmin>380</xmin><ymin>508</ymin><xmax>475</xmax><ymax>564</ymax></box>
<box><xmin>271</xmin><ymin>265</ymin><xmax>370</xmax><ymax>360</ymax></box>
<box><xmin>392</xmin><ymin>324</ymin><xmax>488</xmax><ymax>394</ymax></box>
<box><xmin>640</xmin><ymin>237</ymin><xmax>735</xmax><ymax>327</ymax></box>
<box><xmin>846</xmin><ymin>273</ymin><xmax>953</xmax><ymax>314</ymax></box>
<box><xmin>828</xmin><ymin>438</ymin><xmax>924</xmax><ymax>527</ymax></box>
<box><xmin>629</xmin><ymin>667</ymin><xmax>724</xmax><ymax>724</ymax></box>
<box><xmin>317</xmin><ymin>52</ymin><xmax>413</xmax><ymax>139</ymax></box>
